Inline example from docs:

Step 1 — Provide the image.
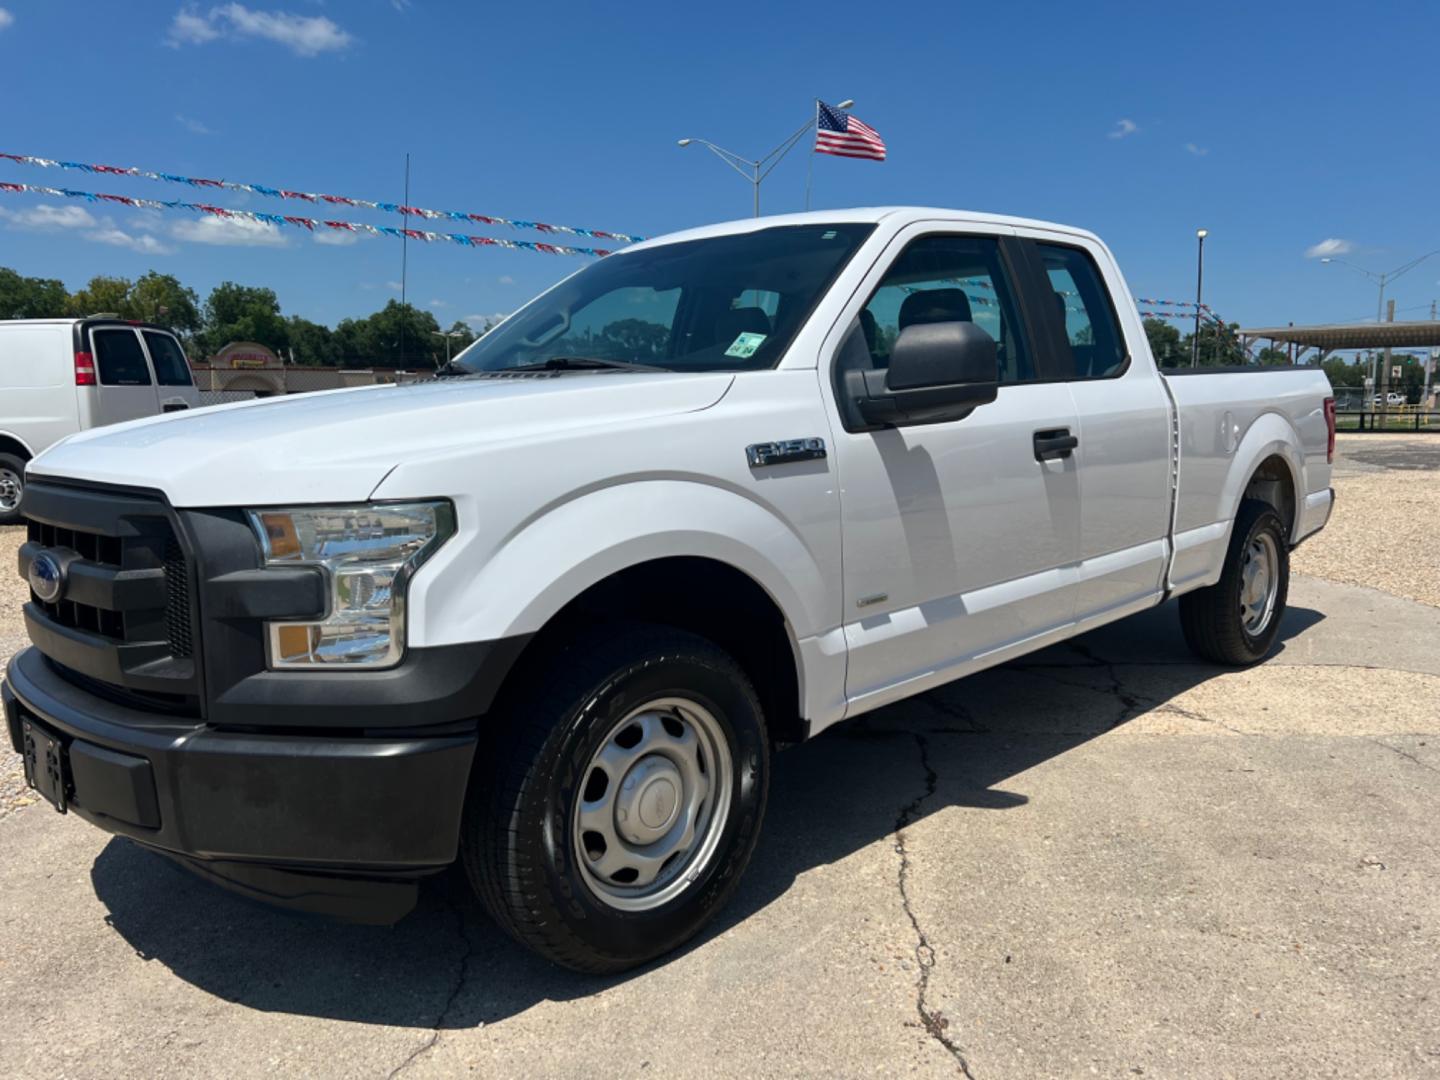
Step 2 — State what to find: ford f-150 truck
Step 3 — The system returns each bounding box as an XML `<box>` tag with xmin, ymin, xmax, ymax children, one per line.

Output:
<box><xmin>4</xmin><ymin>208</ymin><xmax>1335</xmax><ymax>972</ymax></box>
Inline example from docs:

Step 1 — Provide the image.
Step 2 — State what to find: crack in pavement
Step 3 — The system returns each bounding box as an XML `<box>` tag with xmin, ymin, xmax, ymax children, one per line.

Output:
<box><xmin>1369</xmin><ymin>737</ymin><xmax>1440</xmax><ymax>776</ymax></box>
<box><xmin>386</xmin><ymin>891</ymin><xmax>478</xmax><ymax>1079</ymax></box>
<box><xmin>893</xmin><ymin>732</ymin><xmax>978</xmax><ymax>1079</ymax></box>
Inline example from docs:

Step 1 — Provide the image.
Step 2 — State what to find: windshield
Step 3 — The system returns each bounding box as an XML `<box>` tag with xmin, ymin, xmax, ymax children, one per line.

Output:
<box><xmin>454</xmin><ymin>223</ymin><xmax>874</xmax><ymax>374</ymax></box>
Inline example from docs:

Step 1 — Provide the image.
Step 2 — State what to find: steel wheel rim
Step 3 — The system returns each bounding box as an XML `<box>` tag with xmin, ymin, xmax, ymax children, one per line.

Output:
<box><xmin>1240</xmin><ymin>531</ymin><xmax>1279</xmax><ymax>636</ymax></box>
<box><xmin>572</xmin><ymin>696</ymin><xmax>734</xmax><ymax>912</ymax></box>
<box><xmin>0</xmin><ymin>468</ymin><xmax>20</xmax><ymax>514</ymax></box>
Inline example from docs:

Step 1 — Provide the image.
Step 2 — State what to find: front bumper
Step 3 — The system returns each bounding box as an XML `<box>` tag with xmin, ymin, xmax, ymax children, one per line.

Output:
<box><xmin>4</xmin><ymin>646</ymin><xmax>478</xmax><ymax>923</ymax></box>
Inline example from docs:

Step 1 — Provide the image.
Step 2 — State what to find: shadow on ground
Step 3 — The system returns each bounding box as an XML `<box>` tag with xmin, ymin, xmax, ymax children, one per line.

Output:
<box><xmin>91</xmin><ymin>599</ymin><xmax>1324</xmax><ymax>1029</ymax></box>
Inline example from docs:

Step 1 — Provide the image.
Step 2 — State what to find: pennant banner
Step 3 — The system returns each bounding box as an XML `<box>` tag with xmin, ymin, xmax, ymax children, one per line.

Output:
<box><xmin>0</xmin><ymin>151</ymin><xmax>645</xmax><ymax>244</ymax></box>
<box><xmin>0</xmin><ymin>182</ymin><xmax>612</xmax><ymax>258</ymax></box>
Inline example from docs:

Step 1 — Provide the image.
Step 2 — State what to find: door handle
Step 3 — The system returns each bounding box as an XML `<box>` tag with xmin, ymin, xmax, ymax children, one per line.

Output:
<box><xmin>1033</xmin><ymin>427</ymin><xmax>1078</xmax><ymax>461</ymax></box>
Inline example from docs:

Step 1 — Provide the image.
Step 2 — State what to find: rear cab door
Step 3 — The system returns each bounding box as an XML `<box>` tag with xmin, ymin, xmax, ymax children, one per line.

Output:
<box><xmin>1008</xmin><ymin>228</ymin><xmax>1174</xmax><ymax>626</ymax></box>
<box><xmin>83</xmin><ymin>322</ymin><xmax>162</xmax><ymax>427</ymax></box>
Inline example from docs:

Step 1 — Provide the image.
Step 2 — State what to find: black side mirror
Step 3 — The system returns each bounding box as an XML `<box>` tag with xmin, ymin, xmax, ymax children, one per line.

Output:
<box><xmin>846</xmin><ymin>321</ymin><xmax>999</xmax><ymax>428</ymax></box>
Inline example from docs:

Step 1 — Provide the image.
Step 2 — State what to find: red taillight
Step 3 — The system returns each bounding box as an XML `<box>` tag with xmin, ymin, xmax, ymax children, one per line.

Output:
<box><xmin>1324</xmin><ymin>397</ymin><xmax>1336</xmax><ymax>463</ymax></box>
<box><xmin>74</xmin><ymin>350</ymin><xmax>96</xmax><ymax>386</ymax></box>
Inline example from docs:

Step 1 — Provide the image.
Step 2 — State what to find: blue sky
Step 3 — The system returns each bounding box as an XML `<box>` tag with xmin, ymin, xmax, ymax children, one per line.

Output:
<box><xmin>1</xmin><ymin>0</ymin><xmax>1437</xmax><ymax>337</ymax></box>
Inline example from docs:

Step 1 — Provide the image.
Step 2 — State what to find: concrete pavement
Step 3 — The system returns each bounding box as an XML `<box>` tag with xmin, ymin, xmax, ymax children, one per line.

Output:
<box><xmin>2</xmin><ymin>572</ymin><xmax>1438</xmax><ymax>1079</ymax></box>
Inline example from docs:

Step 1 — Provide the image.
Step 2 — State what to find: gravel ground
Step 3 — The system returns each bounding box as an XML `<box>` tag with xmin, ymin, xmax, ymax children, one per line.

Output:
<box><xmin>1292</xmin><ymin>433</ymin><xmax>1440</xmax><ymax>608</ymax></box>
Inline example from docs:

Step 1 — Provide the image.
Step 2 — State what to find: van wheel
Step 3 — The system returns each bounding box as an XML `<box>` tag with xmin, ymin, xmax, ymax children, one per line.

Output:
<box><xmin>1179</xmin><ymin>498</ymin><xmax>1289</xmax><ymax>666</ymax></box>
<box><xmin>0</xmin><ymin>452</ymin><xmax>26</xmax><ymax>525</ymax></box>
<box><xmin>462</xmin><ymin>623</ymin><xmax>769</xmax><ymax>973</ymax></box>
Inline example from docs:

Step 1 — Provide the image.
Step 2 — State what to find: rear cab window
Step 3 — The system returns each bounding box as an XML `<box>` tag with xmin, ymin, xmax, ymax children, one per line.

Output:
<box><xmin>142</xmin><ymin>331</ymin><xmax>194</xmax><ymax>386</ymax></box>
<box><xmin>1035</xmin><ymin>243</ymin><xmax>1127</xmax><ymax>379</ymax></box>
<box><xmin>90</xmin><ymin>328</ymin><xmax>153</xmax><ymax>386</ymax></box>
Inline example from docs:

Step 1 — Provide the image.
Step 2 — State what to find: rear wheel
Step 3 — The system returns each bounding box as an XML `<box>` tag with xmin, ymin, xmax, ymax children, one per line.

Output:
<box><xmin>1179</xmin><ymin>498</ymin><xmax>1289</xmax><ymax>665</ymax></box>
<box><xmin>462</xmin><ymin>623</ymin><xmax>769</xmax><ymax>972</ymax></box>
<box><xmin>0</xmin><ymin>452</ymin><xmax>26</xmax><ymax>526</ymax></box>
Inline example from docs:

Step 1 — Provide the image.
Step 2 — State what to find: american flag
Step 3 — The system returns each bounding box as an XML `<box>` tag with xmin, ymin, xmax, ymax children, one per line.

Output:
<box><xmin>814</xmin><ymin>101</ymin><xmax>886</xmax><ymax>161</ymax></box>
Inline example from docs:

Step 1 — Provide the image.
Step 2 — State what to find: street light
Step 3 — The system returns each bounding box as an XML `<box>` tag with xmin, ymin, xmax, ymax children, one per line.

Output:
<box><xmin>429</xmin><ymin>329</ymin><xmax>466</xmax><ymax>369</ymax></box>
<box><xmin>1192</xmin><ymin>228</ymin><xmax>1208</xmax><ymax>367</ymax></box>
<box><xmin>678</xmin><ymin>100</ymin><xmax>854</xmax><ymax>217</ymax></box>
<box><xmin>1321</xmin><ymin>248</ymin><xmax>1440</xmax><ymax>404</ymax></box>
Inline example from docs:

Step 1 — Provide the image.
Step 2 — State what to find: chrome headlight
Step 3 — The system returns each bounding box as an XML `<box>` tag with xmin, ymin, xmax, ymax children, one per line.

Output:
<box><xmin>247</xmin><ymin>501</ymin><xmax>454</xmax><ymax>669</ymax></box>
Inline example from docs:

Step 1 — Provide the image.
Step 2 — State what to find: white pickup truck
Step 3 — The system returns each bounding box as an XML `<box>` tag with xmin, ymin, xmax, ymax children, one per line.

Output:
<box><xmin>5</xmin><ymin>208</ymin><xmax>1334</xmax><ymax>972</ymax></box>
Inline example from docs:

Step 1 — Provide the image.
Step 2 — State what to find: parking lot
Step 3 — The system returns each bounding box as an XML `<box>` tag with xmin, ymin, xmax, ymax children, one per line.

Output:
<box><xmin>1</xmin><ymin>433</ymin><xmax>1437</xmax><ymax>1079</ymax></box>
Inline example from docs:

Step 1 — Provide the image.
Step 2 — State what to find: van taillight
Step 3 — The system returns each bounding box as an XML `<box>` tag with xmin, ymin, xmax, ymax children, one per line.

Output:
<box><xmin>74</xmin><ymin>350</ymin><xmax>97</xmax><ymax>386</ymax></box>
<box><xmin>1324</xmin><ymin>397</ymin><xmax>1336</xmax><ymax>463</ymax></box>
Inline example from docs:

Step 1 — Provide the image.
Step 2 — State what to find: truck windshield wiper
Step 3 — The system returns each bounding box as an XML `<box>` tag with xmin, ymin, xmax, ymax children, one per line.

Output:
<box><xmin>500</xmin><ymin>356</ymin><xmax>671</xmax><ymax>373</ymax></box>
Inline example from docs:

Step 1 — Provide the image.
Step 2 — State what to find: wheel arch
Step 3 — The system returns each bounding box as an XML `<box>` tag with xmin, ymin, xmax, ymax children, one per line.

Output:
<box><xmin>499</xmin><ymin>556</ymin><xmax>808</xmax><ymax>748</ymax></box>
<box><xmin>0</xmin><ymin>431</ymin><xmax>35</xmax><ymax>461</ymax></box>
<box><xmin>1225</xmin><ymin>413</ymin><xmax>1305</xmax><ymax>544</ymax></box>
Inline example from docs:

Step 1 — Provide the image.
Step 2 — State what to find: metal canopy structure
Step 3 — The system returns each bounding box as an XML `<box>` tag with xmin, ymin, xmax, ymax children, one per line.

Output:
<box><xmin>1237</xmin><ymin>321</ymin><xmax>1440</xmax><ymax>351</ymax></box>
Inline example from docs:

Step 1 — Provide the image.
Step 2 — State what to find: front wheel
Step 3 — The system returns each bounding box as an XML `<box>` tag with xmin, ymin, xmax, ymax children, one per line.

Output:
<box><xmin>462</xmin><ymin>623</ymin><xmax>769</xmax><ymax>973</ymax></box>
<box><xmin>1179</xmin><ymin>498</ymin><xmax>1290</xmax><ymax>665</ymax></box>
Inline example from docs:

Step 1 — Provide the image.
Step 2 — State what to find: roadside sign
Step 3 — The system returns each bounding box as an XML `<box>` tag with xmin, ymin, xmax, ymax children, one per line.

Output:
<box><xmin>1364</xmin><ymin>376</ymin><xmax>1374</xmax><ymax>387</ymax></box>
<box><xmin>1392</xmin><ymin>365</ymin><xmax>1402</xmax><ymax>379</ymax></box>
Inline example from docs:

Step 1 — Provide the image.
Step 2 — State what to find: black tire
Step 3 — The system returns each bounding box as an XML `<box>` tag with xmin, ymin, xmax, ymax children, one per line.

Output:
<box><xmin>462</xmin><ymin>623</ymin><xmax>769</xmax><ymax>973</ymax></box>
<box><xmin>1179</xmin><ymin>498</ymin><xmax>1290</xmax><ymax>666</ymax></box>
<box><xmin>0</xmin><ymin>452</ymin><xmax>27</xmax><ymax>526</ymax></box>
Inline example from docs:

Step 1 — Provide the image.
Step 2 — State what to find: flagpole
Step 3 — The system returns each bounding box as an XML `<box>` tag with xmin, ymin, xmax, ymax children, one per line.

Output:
<box><xmin>805</xmin><ymin>100</ymin><xmax>817</xmax><ymax>211</ymax></box>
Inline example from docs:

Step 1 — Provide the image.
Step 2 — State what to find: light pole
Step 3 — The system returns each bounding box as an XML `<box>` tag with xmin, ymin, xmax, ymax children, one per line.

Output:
<box><xmin>429</xmin><ymin>329</ymin><xmax>465</xmax><ymax>369</ymax></box>
<box><xmin>1192</xmin><ymin>228</ymin><xmax>1207</xmax><ymax>367</ymax></box>
<box><xmin>678</xmin><ymin>100</ymin><xmax>853</xmax><ymax>217</ymax></box>
<box><xmin>1321</xmin><ymin>249</ymin><xmax>1440</xmax><ymax>409</ymax></box>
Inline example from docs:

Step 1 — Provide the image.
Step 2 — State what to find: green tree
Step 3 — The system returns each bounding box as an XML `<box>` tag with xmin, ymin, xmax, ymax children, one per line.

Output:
<box><xmin>286</xmin><ymin>315</ymin><xmax>340</xmax><ymax>366</ymax></box>
<box><xmin>0</xmin><ymin>268</ymin><xmax>69</xmax><ymax>318</ymax></box>
<box><xmin>128</xmin><ymin>272</ymin><xmax>201</xmax><ymax>334</ymax></box>
<box><xmin>199</xmin><ymin>282</ymin><xmax>289</xmax><ymax>358</ymax></box>
<box><xmin>1255</xmin><ymin>346</ymin><xmax>1291</xmax><ymax>366</ymax></box>
<box><xmin>1143</xmin><ymin>318</ymin><xmax>1183</xmax><ymax>366</ymax></box>
<box><xmin>67</xmin><ymin>275</ymin><xmax>133</xmax><ymax>319</ymax></box>
<box><xmin>335</xmin><ymin>301</ymin><xmax>442</xmax><ymax>369</ymax></box>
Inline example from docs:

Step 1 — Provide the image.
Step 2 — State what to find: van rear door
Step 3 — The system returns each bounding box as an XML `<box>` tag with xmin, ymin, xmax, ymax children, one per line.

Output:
<box><xmin>87</xmin><ymin>326</ymin><xmax>162</xmax><ymax>427</ymax></box>
<box><xmin>141</xmin><ymin>329</ymin><xmax>201</xmax><ymax>412</ymax></box>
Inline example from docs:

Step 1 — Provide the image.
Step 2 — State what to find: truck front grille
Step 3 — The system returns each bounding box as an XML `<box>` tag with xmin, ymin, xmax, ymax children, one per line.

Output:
<box><xmin>19</xmin><ymin>481</ymin><xmax>201</xmax><ymax>714</ymax></box>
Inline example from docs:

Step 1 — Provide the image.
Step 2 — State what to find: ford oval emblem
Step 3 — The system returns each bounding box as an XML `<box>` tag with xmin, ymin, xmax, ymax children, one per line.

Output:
<box><xmin>27</xmin><ymin>551</ymin><xmax>64</xmax><ymax>604</ymax></box>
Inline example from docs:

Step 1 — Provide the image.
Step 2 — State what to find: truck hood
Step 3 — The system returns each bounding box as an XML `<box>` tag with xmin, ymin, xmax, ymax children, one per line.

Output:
<box><xmin>31</xmin><ymin>372</ymin><xmax>735</xmax><ymax>507</ymax></box>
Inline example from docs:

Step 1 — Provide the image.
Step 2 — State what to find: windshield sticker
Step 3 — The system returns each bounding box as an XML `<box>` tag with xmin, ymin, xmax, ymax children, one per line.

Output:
<box><xmin>725</xmin><ymin>331</ymin><xmax>767</xmax><ymax>358</ymax></box>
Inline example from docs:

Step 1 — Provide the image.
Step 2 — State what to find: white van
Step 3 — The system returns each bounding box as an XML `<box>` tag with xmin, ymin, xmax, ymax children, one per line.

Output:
<box><xmin>0</xmin><ymin>317</ymin><xmax>201</xmax><ymax>523</ymax></box>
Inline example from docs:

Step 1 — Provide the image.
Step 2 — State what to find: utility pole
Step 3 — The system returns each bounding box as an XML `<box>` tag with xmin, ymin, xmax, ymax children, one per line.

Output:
<box><xmin>1425</xmin><ymin>300</ymin><xmax>1437</xmax><ymax>407</ymax></box>
<box><xmin>1378</xmin><ymin>298</ymin><xmax>1395</xmax><ymax>422</ymax></box>
<box><xmin>1191</xmin><ymin>228</ymin><xmax>1208</xmax><ymax>367</ymax></box>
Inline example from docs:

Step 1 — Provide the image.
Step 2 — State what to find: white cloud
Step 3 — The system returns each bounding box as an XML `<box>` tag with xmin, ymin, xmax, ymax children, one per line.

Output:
<box><xmin>1305</xmin><ymin>238</ymin><xmax>1355</xmax><ymax>259</ymax></box>
<box><xmin>385</xmin><ymin>280</ymin><xmax>404</xmax><ymax>292</ymax></box>
<box><xmin>167</xmin><ymin>4</ymin><xmax>353</xmax><ymax>56</ymax></box>
<box><xmin>0</xmin><ymin>203</ymin><xmax>175</xmax><ymax>254</ymax></box>
<box><xmin>391</xmin><ymin>0</ymin><xmax>412</xmax><ymax>9</ymax></box>
<box><xmin>0</xmin><ymin>204</ymin><xmax>99</xmax><ymax>230</ymax></box>
<box><xmin>168</xmin><ymin>7</ymin><xmax>220</xmax><ymax>44</ymax></box>
<box><xmin>176</xmin><ymin>113</ymin><xmax>212</xmax><ymax>135</ymax></box>
<box><xmin>171</xmin><ymin>215</ymin><xmax>289</xmax><ymax>247</ymax></box>
<box><xmin>464</xmin><ymin>312</ymin><xmax>507</xmax><ymax>328</ymax></box>
<box><xmin>90</xmin><ymin>227</ymin><xmax>178</xmax><ymax>256</ymax></box>
<box><xmin>1107</xmin><ymin>118</ymin><xmax>1139</xmax><ymax>140</ymax></box>
<box><xmin>498</xmin><ymin>274</ymin><xmax>515</xmax><ymax>285</ymax></box>
<box><xmin>1183</xmin><ymin>142</ymin><xmax>1208</xmax><ymax>156</ymax></box>
<box><xmin>313</xmin><ymin>228</ymin><xmax>364</xmax><ymax>246</ymax></box>
<box><xmin>428</xmin><ymin>299</ymin><xmax>447</xmax><ymax>308</ymax></box>
<box><xmin>0</xmin><ymin>8</ymin><xmax>15</xmax><ymax>31</ymax></box>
